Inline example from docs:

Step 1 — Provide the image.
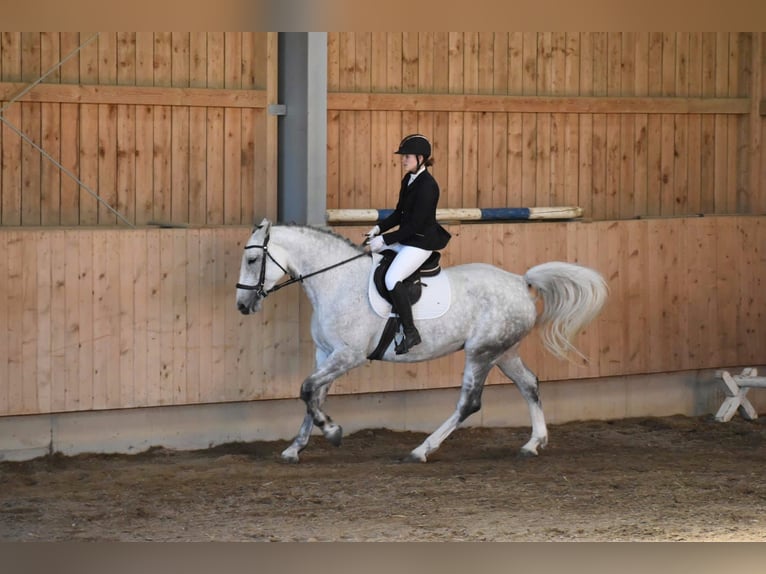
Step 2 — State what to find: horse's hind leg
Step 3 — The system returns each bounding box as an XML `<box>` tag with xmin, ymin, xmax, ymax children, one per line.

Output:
<box><xmin>406</xmin><ymin>351</ymin><xmax>495</xmax><ymax>463</ymax></box>
<box><xmin>496</xmin><ymin>348</ymin><xmax>548</xmax><ymax>456</ymax></box>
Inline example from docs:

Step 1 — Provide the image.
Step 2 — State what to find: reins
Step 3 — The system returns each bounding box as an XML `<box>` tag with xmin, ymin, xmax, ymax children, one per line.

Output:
<box><xmin>235</xmin><ymin>231</ymin><xmax>369</xmax><ymax>298</ymax></box>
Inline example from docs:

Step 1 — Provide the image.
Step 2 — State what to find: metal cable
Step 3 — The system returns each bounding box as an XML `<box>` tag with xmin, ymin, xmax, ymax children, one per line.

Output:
<box><xmin>0</xmin><ymin>32</ymin><xmax>136</xmax><ymax>228</ymax></box>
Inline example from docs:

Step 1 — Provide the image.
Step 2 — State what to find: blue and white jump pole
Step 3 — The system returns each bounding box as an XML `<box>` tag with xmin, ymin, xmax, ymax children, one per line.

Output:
<box><xmin>326</xmin><ymin>206</ymin><xmax>583</xmax><ymax>224</ymax></box>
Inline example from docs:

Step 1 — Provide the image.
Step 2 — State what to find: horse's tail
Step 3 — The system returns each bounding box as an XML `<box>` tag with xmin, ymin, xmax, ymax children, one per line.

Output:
<box><xmin>523</xmin><ymin>261</ymin><xmax>608</xmax><ymax>363</ymax></box>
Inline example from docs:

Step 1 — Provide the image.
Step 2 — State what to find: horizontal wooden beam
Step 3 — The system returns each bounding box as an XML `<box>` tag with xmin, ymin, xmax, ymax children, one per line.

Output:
<box><xmin>328</xmin><ymin>92</ymin><xmax>751</xmax><ymax>115</ymax></box>
<box><xmin>0</xmin><ymin>82</ymin><xmax>267</xmax><ymax>109</ymax></box>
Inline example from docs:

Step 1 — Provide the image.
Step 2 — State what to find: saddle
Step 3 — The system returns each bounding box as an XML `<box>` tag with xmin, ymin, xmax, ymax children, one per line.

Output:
<box><xmin>368</xmin><ymin>250</ymin><xmax>442</xmax><ymax>361</ymax></box>
<box><xmin>372</xmin><ymin>249</ymin><xmax>442</xmax><ymax>305</ymax></box>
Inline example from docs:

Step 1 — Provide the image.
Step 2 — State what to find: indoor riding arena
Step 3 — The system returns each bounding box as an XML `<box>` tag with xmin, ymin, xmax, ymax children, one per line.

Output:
<box><xmin>1</xmin><ymin>32</ymin><xmax>765</xmax><ymax>542</ymax></box>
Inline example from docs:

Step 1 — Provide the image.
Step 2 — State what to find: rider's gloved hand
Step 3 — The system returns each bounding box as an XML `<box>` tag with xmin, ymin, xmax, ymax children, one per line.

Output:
<box><xmin>364</xmin><ymin>225</ymin><xmax>380</xmax><ymax>240</ymax></box>
<box><xmin>368</xmin><ymin>235</ymin><xmax>386</xmax><ymax>253</ymax></box>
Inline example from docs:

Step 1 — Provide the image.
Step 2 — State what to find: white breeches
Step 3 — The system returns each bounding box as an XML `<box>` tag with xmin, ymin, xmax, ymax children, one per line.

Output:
<box><xmin>384</xmin><ymin>243</ymin><xmax>433</xmax><ymax>291</ymax></box>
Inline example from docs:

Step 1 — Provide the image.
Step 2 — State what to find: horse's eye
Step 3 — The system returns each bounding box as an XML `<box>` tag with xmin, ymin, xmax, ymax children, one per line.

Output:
<box><xmin>247</xmin><ymin>258</ymin><xmax>257</xmax><ymax>265</ymax></box>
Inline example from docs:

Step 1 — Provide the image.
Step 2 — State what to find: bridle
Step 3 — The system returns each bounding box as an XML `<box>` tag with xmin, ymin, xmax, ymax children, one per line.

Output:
<box><xmin>235</xmin><ymin>228</ymin><xmax>369</xmax><ymax>299</ymax></box>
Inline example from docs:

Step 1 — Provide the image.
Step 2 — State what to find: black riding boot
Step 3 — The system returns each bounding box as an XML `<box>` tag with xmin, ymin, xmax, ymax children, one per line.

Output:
<box><xmin>389</xmin><ymin>281</ymin><xmax>421</xmax><ymax>354</ymax></box>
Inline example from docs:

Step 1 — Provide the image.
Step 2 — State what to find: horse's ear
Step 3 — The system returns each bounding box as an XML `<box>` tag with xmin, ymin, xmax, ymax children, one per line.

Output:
<box><xmin>253</xmin><ymin>217</ymin><xmax>271</xmax><ymax>231</ymax></box>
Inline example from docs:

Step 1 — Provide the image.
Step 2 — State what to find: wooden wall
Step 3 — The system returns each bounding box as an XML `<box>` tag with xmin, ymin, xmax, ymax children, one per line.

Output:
<box><xmin>0</xmin><ymin>32</ymin><xmax>277</xmax><ymax>227</ymax></box>
<box><xmin>0</xmin><ymin>217</ymin><xmax>764</xmax><ymax>417</ymax></box>
<box><xmin>327</xmin><ymin>33</ymin><xmax>765</xmax><ymax>219</ymax></box>
<box><xmin>0</xmin><ymin>33</ymin><xmax>765</xmax><ymax>420</ymax></box>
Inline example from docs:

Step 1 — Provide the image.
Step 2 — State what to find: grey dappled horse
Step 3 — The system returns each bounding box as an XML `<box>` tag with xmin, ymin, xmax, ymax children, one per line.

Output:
<box><xmin>236</xmin><ymin>219</ymin><xmax>608</xmax><ymax>463</ymax></box>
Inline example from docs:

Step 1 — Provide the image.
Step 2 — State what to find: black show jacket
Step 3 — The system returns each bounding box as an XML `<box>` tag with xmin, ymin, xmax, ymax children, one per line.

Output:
<box><xmin>378</xmin><ymin>170</ymin><xmax>451</xmax><ymax>251</ymax></box>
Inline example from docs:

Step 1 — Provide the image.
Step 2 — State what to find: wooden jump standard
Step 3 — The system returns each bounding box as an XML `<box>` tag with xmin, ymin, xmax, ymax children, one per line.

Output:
<box><xmin>714</xmin><ymin>368</ymin><xmax>766</xmax><ymax>422</ymax></box>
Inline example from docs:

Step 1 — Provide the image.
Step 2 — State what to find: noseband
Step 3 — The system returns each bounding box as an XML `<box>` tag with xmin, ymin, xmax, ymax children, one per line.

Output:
<box><xmin>236</xmin><ymin>230</ymin><xmax>369</xmax><ymax>299</ymax></box>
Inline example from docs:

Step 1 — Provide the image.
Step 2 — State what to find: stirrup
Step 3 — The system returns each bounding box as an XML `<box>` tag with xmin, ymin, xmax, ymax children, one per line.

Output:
<box><xmin>395</xmin><ymin>328</ymin><xmax>421</xmax><ymax>355</ymax></box>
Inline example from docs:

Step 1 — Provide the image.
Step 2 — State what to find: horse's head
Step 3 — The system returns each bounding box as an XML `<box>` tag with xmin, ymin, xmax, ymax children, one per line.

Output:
<box><xmin>236</xmin><ymin>218</ymin><xmax>288</xmax><ymax>314</ymax></box>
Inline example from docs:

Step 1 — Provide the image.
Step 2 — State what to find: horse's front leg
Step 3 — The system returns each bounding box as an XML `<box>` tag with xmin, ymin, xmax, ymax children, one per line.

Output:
<box><xmin>280</xmin><ymin>384</ymin><xmax>330</xmax><ymax>463</ymax></box>
<box><xmin>282</xmin><ymin>348</ymin><xmax>365</xmax><ymax>463</ymax></box>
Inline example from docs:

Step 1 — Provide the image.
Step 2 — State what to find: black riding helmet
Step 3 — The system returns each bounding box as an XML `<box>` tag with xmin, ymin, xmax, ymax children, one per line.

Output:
<box><xmin>394</xmin><ymin>134</ymin><xmax>431</xmax><ymax>159</ymax></box>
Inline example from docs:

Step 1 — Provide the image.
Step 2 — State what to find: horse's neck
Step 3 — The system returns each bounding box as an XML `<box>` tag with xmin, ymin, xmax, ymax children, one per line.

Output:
<box><xmin>272</xmin><ymin>226</ymin><xmax>365</xmax><ymax>305</ymax></box>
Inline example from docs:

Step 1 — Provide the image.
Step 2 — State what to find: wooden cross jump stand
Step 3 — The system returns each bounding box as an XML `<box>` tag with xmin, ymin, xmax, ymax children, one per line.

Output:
<box><xmin>714</xmin><ymin>368</ymin><xmax>766</xmax><ymax>422</ymax></box>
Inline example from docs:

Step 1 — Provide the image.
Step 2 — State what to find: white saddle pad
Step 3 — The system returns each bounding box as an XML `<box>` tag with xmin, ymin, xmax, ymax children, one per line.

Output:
<box><xmin>368</xmin><ymin>253</ymin><xmax>452</xmax><ymax>320</ymax></box>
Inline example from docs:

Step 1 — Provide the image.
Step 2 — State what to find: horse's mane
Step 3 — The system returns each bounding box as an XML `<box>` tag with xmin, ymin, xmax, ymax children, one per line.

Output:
<box><xmin>277</xmin><ymin>223</ymin><xmax>367</xmax><ymax>254</ymax></box>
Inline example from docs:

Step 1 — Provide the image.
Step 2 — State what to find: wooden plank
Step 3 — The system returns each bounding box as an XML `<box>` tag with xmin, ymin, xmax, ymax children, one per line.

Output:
<box><xmin>493</xmin><ymin>32</ymin><xmax>508</xmax><ymax>95</ymax></box>
<box><xmin>478</xmin><ymin>32</ymin><xmax>493</xmax><ymax>95</ymax></box>
<box><xmin>370</xmin><ymin>111</ymin><xmax>387</xmax><ymax>211</ymax></box>
<box><xmin>591</xmin><ymin>114</ymin><xmax>607</xmax><ymax>219</ymax></box>
<box><xmin>97</xmin><ymin>103</ymin><xmax>118</xmax><ymax>224</ymax></box>
<box><xmin>77</xmin><ymin>231</ymin><xmax>93</xmax><ymax>411</ymax></box>
<box><xmin>91</xmin><ymin>230</ymin><xmax>110</xmax><ymax>409</ymax></box>
<box><xmin>20</xmin><ymin>100</ymin><xmax>42</xmax><ymax>225</ymax></box>
<box><xmin>686</xmin><ymin>33</ymin><xmax>703</xmax><ymax>214</ymax></box>
<box><xmin>40</xmin><ymin>33</ymin><xmax>61</xmax><ymax>226</ymax></box>
<box><xmin>158</xmin><ymin>231</ymin><xmax>174</xmax><ymax>404</ymax></box>
<box><xmin>63</xmin><ymin>231</ymin><xmax>79</xmax><ymax>410</ymax></box>
<box><xmin>206</xmin><ymin>107</ymin><xmax>224</xmax><ymax>223</ymax></box>
<box><xmin>685</xmin><ymin>217</ymin><xmax>716</xmax><ymax>368</ymax></box>
<box><xmin>355</xmin><ymin>110</ymin><xmax>371</xmax><ymax>209</ymax></box>
<box><xmin>326</xmin><ymin>109</ymin><xmax>340</xmax><ymax>210</ymax></box>
<box><xmin>185</xmin><ymin>229</ymin><xmax>201</xmax><ymax>404</ymax></box>
<box><xmin>36</xmin><ymin>231</ymin><xmax>52</xmax><ymax>413</ymax></box>
<box><xmin>462</xmin><ymin>111</ymin><xmax>478</xmax><ymax>207</ymax></box>
<box><xmin>535</xmin><ymin>112</ymin><xmax>551</xmax><ymax>206</ymax></box>
<box><xmin>715</xmin><ymin>33</ymin><xmax>730</xmax><ymax>213</ymax></box>
<box><xmin>660</xmin><ymin>113</ymin><xmax>675</xmax><ymax>215</ymax></box>
<box><xmin>0</xmin><ymin>234</ymin><xmax>8</xmax><ymax>414</ymax></box>
<box><xmin>6</xmin><ymin>233</ymin><xmax>23</xmax><ymax>413</ymax></box>
<box><xmin>477</xmin><ymin>111</ymin><xmax>493</xmax><ymax>207</ymax></box>
<box><xmin>522</xmin><ymin>33</ymin><xmax>537</xmax><ymax>96</ymax></box>
<box><xmin>118</xmin><ymin>232</ymin><xmax>135</xmax><ymax>407</ymax></box>
<box><xmin>20</xmin><ymin>35</ymin><xmax>41</xmax><ymax>226</ymax></box>
<box><xmin>507</xmin><ymin>112</ymin><xmax>523</xmax><ymax>206</ymax></box>
<box><xmin>716</xmin><ymin>218</ymin><xmax>739</xmax><ymax>366</ymax></box>
<box><xmin>605</xmin><ymin>114</ymin><xmax>620</xmax><ymax>218</ymax></box>
<box><xmin>674</xmin><ymin>34</ymin><xmax>690</xmax><ymax>216</ymax></box>
<box><xmin>751</xmin><ymin>34</ymin><xmax>764</xmax><ymax>214</ymax></box>
<box><xmin>0</xmin><ymin>81</ymin><xmax>268</xmax><ymax>108</ymax></box>
<box><xmin>59</xmin><ymin>33</ymin><xmax>80</xmax><ymax>226</ymax></box>
<box><xmin>139</xmin><ymin>85</ymin><xmax>737</xmax><ymax>115</ymax></box>
<box><xmin>450</xmin><ymin>32</ymin><xmax>464</xmax><ymax>94</ymax></box>
<box><xmin>105</xmin><ymin>231</ymin><xmax>121</xmax><ymax>407</ymax></box>
<box><xmin>700</xmin><ymin>33</ymin><xmax>717</xmax><ymax>213</ymax></box>
<box><xmin>403</xmin><ymin>33</ymin><xmax>418</xmax><ymax>93</ymax></box>
<box><xmin>1</xmin><ymin>102</ymin><xmax>22</xmax><ymax>225</ymax></box>
<box><xmin>446</xmin><ymin>111</ymin><xmax>463</xmax><ymax>207</ymax></box>
<box><xmin>197</xmin><ymin>229</ymin><xmax>215</xmax><ymax>403</ymax></box>
<box><xmin>240</xmin><ymin>107</ymin><xmax>256</xmax><ymax>223</ymax></box>
<box><xmin>223</xmin><ymin>108</ymin><xmax>242</xmax><ymax>223</ymax></box>
<box><xmin>116</xmin><ymin>104</ymin><xmax>136</xmax><ymax>224</ymax></box>
<box><xmin>464</xmin><ymin>33</ymin><xmax>479</xmax><ymax>94</ymax></box>
<box><xmin>172</xmin><ymin>230</ymin><xmax>188</xmax><ymax>404</ymax></box>
<box><xmin>144</xmin><ymin>228</ymin><xmax>161</xmax><ymax>406</ymax></box>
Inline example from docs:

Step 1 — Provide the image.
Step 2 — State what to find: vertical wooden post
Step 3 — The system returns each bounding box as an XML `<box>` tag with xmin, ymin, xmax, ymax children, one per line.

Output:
<box><xmin>749</xmin><ymin>33</ymin><xmax>763</xmax><ymax>213</ymax></box>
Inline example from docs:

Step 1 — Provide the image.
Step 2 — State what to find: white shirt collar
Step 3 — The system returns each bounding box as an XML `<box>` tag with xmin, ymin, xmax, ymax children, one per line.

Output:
<box><xmin>408</xmin><ymin>166</ymin><xmax>426</xmax><ymax>185</ymax></box>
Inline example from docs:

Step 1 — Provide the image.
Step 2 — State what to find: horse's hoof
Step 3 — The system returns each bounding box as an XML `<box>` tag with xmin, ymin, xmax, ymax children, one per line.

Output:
<box><xmin>517</xmin><ymin>448</ymin><xmax>539</xmax><ymax>458</ymax></box>
<box><xmin>324</xmin><ymin>424</ymin><xmax>343</xmax><ymax>447</ymax></box>
<box><xmin>281</xmin><ymin>449</ymin><xmax>300</xmax><ymax>463</ymax></box>
<box><xmin>402</xmin><ymin>451</ymin><xmax>427</xmax><ymax>463</ymax></box>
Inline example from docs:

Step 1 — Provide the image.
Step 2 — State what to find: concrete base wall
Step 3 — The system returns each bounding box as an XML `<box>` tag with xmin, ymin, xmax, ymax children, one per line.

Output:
<box><xmin>2</xmin><ymin>368</ymin><xmax>765</xmax><ymax>461</ymax></box>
